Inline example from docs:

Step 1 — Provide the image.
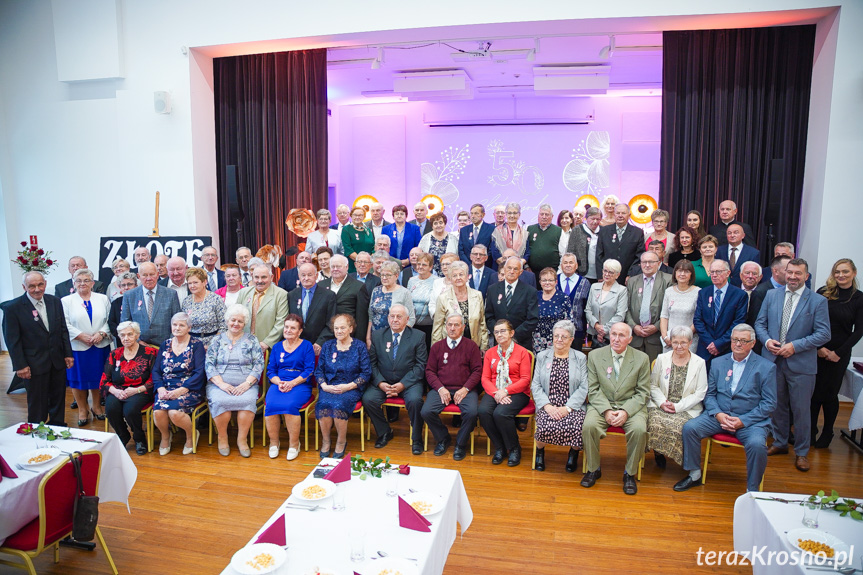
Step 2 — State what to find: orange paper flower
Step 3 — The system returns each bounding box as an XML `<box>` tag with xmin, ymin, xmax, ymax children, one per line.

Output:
<box><xmin>285</xmin><ymin>208</ymin><xmax>317</xmax><ymax>238</ymax></box>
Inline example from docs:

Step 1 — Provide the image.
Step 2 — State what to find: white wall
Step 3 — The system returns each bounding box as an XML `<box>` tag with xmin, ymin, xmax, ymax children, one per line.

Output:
<box><xmin>1</xmin><ymin>0</ymin><xmax>861</xmax><ymax>352</ymax></box>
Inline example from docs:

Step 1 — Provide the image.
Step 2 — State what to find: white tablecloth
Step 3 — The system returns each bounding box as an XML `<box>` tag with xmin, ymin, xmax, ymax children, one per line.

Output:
<box><xmin>221</xmin><ymin>458</ymin><xmax>473</xmax><ymax>575</ymax></box>
<box><xmin>841</xmin><ymin>358</ymin><xmax>863</xmax><ymax>431</ymax></box>
<box><xmin>734</xmin><ymin>491</ymin><xmax>863</xmax><ymax>574</ymax></box>
<box><xmin>0</xmin><ymin>423</ymin><xmax>138</xmax><ymax>545</ymax></box>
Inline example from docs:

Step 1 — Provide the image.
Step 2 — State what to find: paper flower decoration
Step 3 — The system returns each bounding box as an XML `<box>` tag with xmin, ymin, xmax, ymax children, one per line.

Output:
<box><xmin>563</xmin><ymin>131</ymin><xmax>610</xmax><ymax>193</ymax></box>
<box><xmin>285</xmin><ymin>209</ymin><xmax>317</xmax><ymax>238</ymax></box>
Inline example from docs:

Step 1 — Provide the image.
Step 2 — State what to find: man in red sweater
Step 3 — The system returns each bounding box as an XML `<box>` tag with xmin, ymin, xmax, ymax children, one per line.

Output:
<box><xmin>421</xmin><ymin>313</ymin><xmax>483</xmax><ymax>460</ymax></box>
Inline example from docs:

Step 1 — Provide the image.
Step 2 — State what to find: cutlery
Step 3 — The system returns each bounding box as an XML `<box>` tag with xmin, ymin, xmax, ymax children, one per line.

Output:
<box><xmin>284</xmin><ymin>503</ymin><xmax>323</xmax><ymax>512</ymax></box>
<box><xmin>14</xmin><ymin>464</ymin><xmax>38</xmax><ymax>473</ymax></box>
<box><xmin>375</xmin><ymin>550</ymin><xmax>418</xmax><ymax>562</ymax></box>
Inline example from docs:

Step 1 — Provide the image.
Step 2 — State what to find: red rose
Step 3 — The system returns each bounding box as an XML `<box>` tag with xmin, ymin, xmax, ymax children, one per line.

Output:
<box><xmin>20</xmin><ymin>241</ymin><xmax>27</xmax><ymax>247</ymax></box>
<box><xmin>36</xmin><ymin>249</ymin><xmax>44</xmax><ymax>255</ymax></box>
<box><xmin>46</xmin><ymin>259</ymin><xmax>53</xmax><ymax>265</ymax></box>
<box><xmin>31</xmin><ymin>259</ymin><xmax>38</xmax><ymax>265</ymax></box>
<box><xmin>398</xmin><ymin>464</ymin><xmax>411</xmax><ymax>475</ymax></box>
<box><xmin>17</xmin><ymin>255</ymin><xmax>25</xmax><ymax>263</ymax></box>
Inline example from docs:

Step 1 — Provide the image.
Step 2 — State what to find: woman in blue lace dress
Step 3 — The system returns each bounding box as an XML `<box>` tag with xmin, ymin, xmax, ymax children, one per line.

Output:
<box><xmin>315</xmin><ymin>314</ymin><xmax>372</xmax><ymax>459</ymax></box>
<box><xmin>534</xmin><ymin>268</ymin><xmax>573</xmax><ymax>353</ymax></box>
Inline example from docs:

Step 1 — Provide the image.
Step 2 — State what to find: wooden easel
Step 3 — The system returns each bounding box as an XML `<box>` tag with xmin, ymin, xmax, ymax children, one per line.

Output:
<box><xmin>149</xmin><ymin>191</ymin><xmax>160</xmax><ymax>237</ymax></box>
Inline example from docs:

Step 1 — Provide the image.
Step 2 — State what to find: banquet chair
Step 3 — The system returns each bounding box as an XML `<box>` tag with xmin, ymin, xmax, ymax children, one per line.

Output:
<box><xmin>580</xmin><ymin>426</ymin><xmax>646</xmax><ymax>480</ymax></box>
<box><xmin>189</xmin><ymin>401</ymin><xmax>209</xmax><ymax>454</ymax></box>
<box><xmin>367</xmin><ymin>397</ymin><xmax>417</xmax><ymax>445</ymax></box>
<box><xmin>104</xmin><ymin>403</ymin><xmax>154</xmax><ymax>452</ymax></box>
<box><xmin>316</xmin><ymin>400</ymin><xmax>365</xmax><ymax>452</ymax></box>
<box><xmin>701</xmin><ymin>433</ymin><xmax>765</xmax><ymax>491</ymax></box>
<box><xmin>423</xmin><ymin>403</ymin><xmax>477</xmax><ymax>455</ymax></box>
<box><xmin>0</xmin><ymin>451</ymin><xmax>118</xmax><ymax>575</ymax></box>
<box><xmin>486</xmin><ymin>351</ymin><xmax>536</xmax><ymax>456</ymax></box>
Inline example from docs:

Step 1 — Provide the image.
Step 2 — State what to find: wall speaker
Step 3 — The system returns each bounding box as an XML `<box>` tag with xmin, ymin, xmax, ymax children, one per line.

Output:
<box><xmin>154</xmin><ymin>91</ymin><xmax>172</xmax><ymax>114</ymax></box>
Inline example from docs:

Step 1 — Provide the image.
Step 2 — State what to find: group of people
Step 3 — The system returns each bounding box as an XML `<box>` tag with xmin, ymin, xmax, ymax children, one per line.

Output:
<box><xmin>3</xmin><ymin>196</ymin><xmax>860</xmax><ymax>494</ymax></box>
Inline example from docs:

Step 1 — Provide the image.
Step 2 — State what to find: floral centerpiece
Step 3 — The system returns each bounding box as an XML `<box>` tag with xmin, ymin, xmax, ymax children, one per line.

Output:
<box><xmin>11</xmin><ymin>241</ymin><xmax>57</xmax><ymax>275</ymax></box>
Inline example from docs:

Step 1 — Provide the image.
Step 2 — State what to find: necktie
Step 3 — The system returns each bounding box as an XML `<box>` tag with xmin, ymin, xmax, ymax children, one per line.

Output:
<box><xmin>617</xmin><ymin>227</ymin><xmax>625</xmax><ymax>241</ymax></box>
<box><xmin>729</xmin><ymin>247</ymin><xmax>737</xmax><ymax>270</ymax></box>
<box><xmin>35</xmin><ymin>300</ymin><xmax>48</xmax><ymax>330</ymax></box>
<box><xmin>242</xmin><ymin>271</ymin><xmax>250</xmax><ymax>286</ymax></box>
<box><xmin>613</xmin><ymin>354</ymin><xmax>622</xmax><ymax>378</ymax></box>
<box><xmin>473</xmin><ymin>226</ymin><xmax>480</xmax><ymax>246</ymax></box>
<box><xmin>730</xmin><ymin>359</ymin><xmax>745</xmax><ymax>396</ymax></box>
<box><xmin>639</xmin><ymin>277</ymin><xmax>653</xmax><ymax>325</ymax></box>
<box><xmin>474</xmin><ymin>269</ymin><xmax>481</xmax><ymax>288</ymax></box>
<box><xmin>250</xmin><ymin>291</ymin><xmax>263</xmax><ymax>334</ymax></box>
<box><xmin>147</xmin><ymin>290</ymin><xmax>155</xmax><ymax>321</ymax></box>
<box><xmin>565</xmin><ymin>277</ymin><xmax>572</xmax><ymax>296</ymax></box>
<box><xmin>392</xmin><ymin>332</ymin><xmax>400</xmax><ymax>359</ymax></box>
<box><xmin>779</xmin><ymin>291</ymin><xmax>796</xmax><ymax>344</ymax></box>
<box><xmin>208</xmin><ymin>272</ymin><xmax>216</xmax><ymax>291</ymax></box>
<box><xmin>714</xmin><ymin>289</ymin><xmax>722</xmax><ymax>322</ymax></box>
<box><xmin>450</xmin><ymin>339</ymin><xmax>456</xmax><ymax>349</ymax></box>
<box><xmin>302</xmin><ymin>289</ymin><xmax>310</xmax><ymax>321</ymax></box>
<box><xmin>505</xmin><ymin>284</ymin><xmax>513</xmax><ymax>307</ymax></box>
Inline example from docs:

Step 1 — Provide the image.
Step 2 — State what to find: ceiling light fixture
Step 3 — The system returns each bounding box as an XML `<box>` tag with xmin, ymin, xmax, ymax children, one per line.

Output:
<box><xmin>371</xmin><ymin>46</ymin><xmax>383</xmax><ymax>69</ymax></box>
<box><xmin>598</xmin><ymin>35</ymin><xmax>615</xmax><ymax>59</ymax></box>
<box><xmin>526</xmin><ymin>38</ymin><xmax>539</xmax><ymax>61</ymax></box>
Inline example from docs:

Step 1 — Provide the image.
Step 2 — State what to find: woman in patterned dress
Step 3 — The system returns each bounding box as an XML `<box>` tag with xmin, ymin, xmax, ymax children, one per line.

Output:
<box><xmin>418</xmin><ymin>212</ymin><xmax>458</xmax><ymax>276</ymax></box>
<box><xmin>152</xmin><ymin>312</ymin><xmax>206</xmax><ymax>456</ymax></box>
<box><xmin>205</xmin><ymin>304</ymin><xmax>265</xmax><ymax>458</ymax></box>
<box><xmin>647</xmin><ymin>325</ymin><xmax>708</xmax><ymax>468</ymax></box>
<box><xmin>182</xmin><ymin>267</ymin><xmax>226</xmax><ymax>347</ymax></box>
<box><xmin>534</xmin><ymin>268</ymin><xmax>573</xmax><ymax>353</ymax></box>
<box><xmin>366</xmin><ymin>260</ymin><xmax>416</xmax><ymax>345</ymax></box>
<box><xmin>532</xmin><ymin>320</ymin><xmax>589</xmax><ymax>472</ymax></box>
<box><xmin>660</xmin><ymin>260</ymin><xmax>701</xmax><ymax>353</ymax></box>
<box><xmin>315</xmin><ymin>314</ymin><xmax>372</xmax><ymax>458</ymax></box>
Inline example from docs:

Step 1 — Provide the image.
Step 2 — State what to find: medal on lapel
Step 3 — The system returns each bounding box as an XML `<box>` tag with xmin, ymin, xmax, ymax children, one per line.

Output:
<box><xmin>726</xmin><ymin>369</ymin><xmax>732</xmax><ymax>382</ymax></box>
<box><xmin>137</xmin><ymin>300</ymin><xmax>143</xmax><ymax>308</ymax></box>
<box><xmin>612</xmin><ymin>236</ymin><xmax>616</xmax><ymax>243</ymax></box>
<box><xmin>665</xmin><ymin>368</ymin><xmax>671</xmax><ymax>379</ymax></box>
<box><xmin>32</xmin><ymin>310</ymin><xmax>38</xmax><ymax>321</ymax></box>
<box><xmin>638</xmin><ymin>287</ymin><xmax>643</xmax><ymax>295</ymax></box>
<box><xmin>386</xmin><ymin>341</ymin><xmax>391</xmax><ymax>351</ymax></box>
<box><xmin>297</xmin><ymin>298</ymin><xmax>302</xmax><ymax>308</ymax></box>
<box><xmin>116</xmin><ymin>360</ymin><xmax>121</xmax><ymax>370</ymax></box>
<box><xmin>606</xmin><ymin>366</ymin><xmax>613</xmax><ymax>379</ymax></box>
<box><xmin>280</xmin><ymin>353</ymin><xmax>285</xmax><ymax>362</ymax></box>
<box><xmin>469</xmin><ymin>232</ymin><xmax>473</xmax><ymax>240</ymax></box>
<box><xmin>443</xmin><ymin>352</ymin><xmax>448</xmax><ymax>365</ymax></box>
<box><xmin>708</xmin><ymin>296</ymin><xmax>713</xmax><ymax>308</ymax></box>
<box><xmin>533</xmin><ymin>233</ymin><xmax>537</xmax><ymax>241</ymax></box>
<box><xmin>355</xmin><ymin>234</ymin><xmax>359</xmax><ymax>240</ymax></box>
<box><xmin>497</xmin><ymin>294</ymin><xmax>502</xmax><ymax>303</ymax></box>
<box><xmin>332</xmin><ymin>352</ymin><xmax>337</xmax><ymax>363</ymax></box>
<box><xmin>668</xmin><ymin>300</ymin><xmax>674</xmax><ymax>310</ymax></box>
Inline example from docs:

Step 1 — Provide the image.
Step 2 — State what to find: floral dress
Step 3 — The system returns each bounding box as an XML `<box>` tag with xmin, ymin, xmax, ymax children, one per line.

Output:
<box><xmin>368</xmin><ymin>286</ymin><xmax>394</xmax><ymax>331</ymax></box>
<box><xmin>647</xmin><ymin>362</ymin><xmax>691</xmax><ymax>464</ymax></box>
<box><xmin>182</xmin><ymin>292</ymin><xmax>227</xmax><ymax>347</ymax></box>
<box><xmin>533</xmin><ymin>290</ymin><xmax>573</xmax><ymax>353</ymax></box>
<box><xmin>152</xmin><ymin>337</ymin><xmax>206</xmax><ymax>413</ymax></box>
<box><xmin>429</xmin><ymin>236</ymin><xmax>450</xmax><ymax>276</ymax></box>
<box><xmin>534</xmin><ymin>357</ymin><xmax>586</xmax><ymax>449</ymax></box>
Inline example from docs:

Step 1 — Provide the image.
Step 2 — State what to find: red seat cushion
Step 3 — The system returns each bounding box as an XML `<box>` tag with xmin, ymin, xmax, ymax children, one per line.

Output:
<box><xmin>518</xmin><ymin>400</ymin><xmax>536</xmax><ymax>416</ymax></box>
<box><xmin>299</xmin><ymin>397</ymin><xmax>315</xmax><ymax>410</ymax></box>
<box><xmin>353</xmin><ymin>400</ymin><xmax>363</xmax><ymax>412</ymax></box>
<box><xmin>383</xmin><ymin>398</ymin><xmax>406</xmax><ymax>407</ymax></box>
<box><xmin>711</xmin><ymin>432</ymin><xmax>742</xmax><ymax>445</ymax></box>
<box><xmin>441</xmin><ymin>403</ymin><xmax>462</xmax><ymax>413</ymax></box>
<box><xmin>608</xmin><ymin>426</ymin><xmax>625</xmax><ymax>434</ymax></box>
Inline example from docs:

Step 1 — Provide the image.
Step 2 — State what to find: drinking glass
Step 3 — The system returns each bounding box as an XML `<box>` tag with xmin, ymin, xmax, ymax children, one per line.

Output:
<box><xmin>332</xmin><ymin>486</ymin><xmax>346</xmax><ymax>512</ymax></box>
<box><xmin>801</xmin><ymin>501</ymin><xmax>820</xmax><ymax>528</ymax></box>
<box><xmin>349</xmin><ymin>530</ymin><xmax>364</xmax><ymax>563</ymax></box>
<box><xmin>384</xmin><ymin>471</ymin><xmax>399</xmax><ymax>497</ymax></box>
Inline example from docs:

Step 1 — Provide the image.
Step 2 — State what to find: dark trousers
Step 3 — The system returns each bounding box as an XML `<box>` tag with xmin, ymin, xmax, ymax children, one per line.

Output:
<box><xmin>105</xmin><ymin>391</ymin><xmax>152</xmax><ymax>444</ymax></box>
<box><xmin>26</xmin><ymin>367</ymin><xmax>67</xmax><ymax>425</ymax></box>
<box><xmin>421</xmin><ymin>389</ymin><xmax>479</xmax><ymax>447</ymax></box>
<box><xmin>810</xmin><ymin>355</ymin><xmax>850</xmax><ymax>440</ymax></box>
<box><xmin>362</xmin><ymin>384</ymin><xmax>424</xmax><ymax>445</ymax></box>
<box><xmin>478</xmin><ymin>392</ymin><xmax>529</xmax><ymax>452</ymax></box>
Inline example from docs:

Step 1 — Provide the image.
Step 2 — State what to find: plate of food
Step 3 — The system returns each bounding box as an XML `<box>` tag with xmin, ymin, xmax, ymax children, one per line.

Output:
<box><xmin>16</xmin><ymin>448</ymin><xmax>62</xmax><ymax>468</ymax></box>
<box><xmin>291</xmin><ymin>478</ymin><xmax>336</xmax><ymax>502</ymax></box>
<box><xmin>369</xmin><ymin>557</ymin><xmax>419</xmax><ymax>575</ymax></box>
<box><xmin>401</xmin><ymin>491</ymin><xmax>444</xmax><ymax>516</ymax></box>
<box><xmin>230</xmin><ymin>543</ymin><xmax>287</xmax><ymax>574</ymax></box>
<box><xmin>786</xmin><ymin>528</ymin><xmax>849</xmax><ymax>560</ymax></box>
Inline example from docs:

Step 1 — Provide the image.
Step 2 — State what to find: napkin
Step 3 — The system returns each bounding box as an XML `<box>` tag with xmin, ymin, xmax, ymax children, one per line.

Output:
<box><xmin>0</xmin><ymin>453</ymin><xmax>18</xmax><ymax>481</ymax></box>
<box><xmin>853</xmin><ymin>361</ymin><xmax>863</xmax><ymax>374</ymax></box>
<box><xmin>324</xmin><ymin>454</ymin><xmax>351</xmax><ymax>484</ymax></box>
<box><xmin>254</xmin><ymin>514</ymin><xmax>286</xmax><ymax>546</ymax></box>
<box><xmin>398</xmin><ymin>496</ymin><xmax>431</xmax><ymax>532</ymax></box>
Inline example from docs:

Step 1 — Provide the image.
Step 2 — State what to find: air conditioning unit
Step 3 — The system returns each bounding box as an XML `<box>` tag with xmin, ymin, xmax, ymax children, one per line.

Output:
<box><xmin>533</xmin><ymin>65</ymin><xmax>610</xmax><ymax>93</ymax></box>
<box><xmin>392</xmin><ymin>70</ymin><xmax>472</xmax><ymax>99</ymax></box>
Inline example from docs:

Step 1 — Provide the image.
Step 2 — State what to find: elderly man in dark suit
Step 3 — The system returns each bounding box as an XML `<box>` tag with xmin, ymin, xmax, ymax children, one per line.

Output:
<box><xmin>287</xmin><ymin>263</ymin><xmax>336</xmax><ymax>355</ymax></box>
<box><xmin>625</xmin><ymin>251</ymin><xmax>673</xmax><ymax>364</ymax></box>
<box><xmin>319</xmin><ymin>254</ymin><xmax>366</xmax><ymax>338</ymax></box>
<box><xmin>674</xmin><ymin>323</ymin><xmax>776</xmax><ymax>492</ymax></box>
<box><xmin>567</xmin><ymin>207</ymin><xmax>602</xmax><ymax>282</ymax></box>
<box><xmin>458</xmin><ymin>203</ymin><xmax>496</xmax><ymax>269</ymax></box>
<box><xmin>597</xmin><ymin>203</ymin><xmax>645</xmax><ymax>285</ymax></box>
<box><xmin>363</xmin><ymin>304</ymin><xmax>428</xmax><ymax>455</ymax></box>
<box><xmin>708</xmin><ymin>200</ymin><xmax>756</xmax><ymax>247</ymax></box>
<box><xmin>755</xmin><ymin>258</ymin><xmax>830</xmax><ymax>472</ymax></box>
<box><xmin>54</xmin><ymin>256</ymin><xmax>106</xmax><ymax>297</ymax></box>
<box><xmin>278</xmin><ymin>251</ymin><xmax>312</xmax><ymax>292</ymax></box>
<box><xmin>467</xmin><ymin>244</ymin><xmax>496</xmax><ymax>298</ymax></box>
<box><xmin>2</xmin><ymin>271</ymin><xmax>74</xmax><ymax>424</ymax></box>
<box><xmin>120</xmin><ymin>262</ymin><xmax>181</xmax><ymax>347</ymax></box>
<box><xmin>693</xmin><ymin>259</ymin><xmax>748</xmax><ymax>370</ymax></box>
<box><xmin>485</xmin><ymin>257</ymin><xmax>540</xmax><ymax>352</ymax></box>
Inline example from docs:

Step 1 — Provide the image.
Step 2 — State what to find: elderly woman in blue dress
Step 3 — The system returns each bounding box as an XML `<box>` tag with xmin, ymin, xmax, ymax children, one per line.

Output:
<box><xmin>153</xmin><ymin>312</ymin><xmax>206</xmax><ymax>456</ymax></box>
<box><xmin>205</xmin><ymin>303</ymin><xmax>265</xmax><ymax>458</ymax></box>
<box><xmin>264</xmin><ymin>314</ymin><xmax>316</xmax><ymax>461</ymax></box>
<box><xmin>315</xmin><ymin>313</ymin><xmax>372</xmax><ymax>459</ymax></box>
<box><xmin>532</xmin><ymin>320</ymin><xmax>589</xmax><ymax>472</ymax></box>
<box><xmin>534</xmin><ymin>267</ymin><xmax>573</xmax><ymax>353</ymax></box>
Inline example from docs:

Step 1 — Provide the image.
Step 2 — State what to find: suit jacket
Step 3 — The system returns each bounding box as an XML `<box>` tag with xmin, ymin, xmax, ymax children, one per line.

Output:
<box><xmin>400</xmin><ymin>266</ymin><xmax>415</xmax><ymax>288</ymax></box>
<box><xmin>458</xmin><ymin>222</ymin><xmax>496</xmax><ymax>267</ymax></box>
<box><xmin>754</xmin><ymin>287</ymin><xmax>831</xmax><ymax>375</ymax></box>
<box><xmin>54</xmin><ymin>278</ymin><xmax>106</xmax><ymax>298</ymax></box>
<box><xmin>62</xmin><ymin>292</ymin><xmax>112</xmax><ymax>351</ymax></box>
<box><xmin>566</xmin><ymin>224</ymin><xmax>598</xmax><ymax>277</ymax></box>
<box><xmin>120</xmin><ymin>284</ymin><xmax>181</xmax><ymax>346</ymax></box>
<box><xmin>484</xmin><ymin>280</ymin><xmax>539</xmax><ymax>351</ymax></box>
<box><xmin>382</xmin><ymin>222</ymin><xmax>422</xmax><ymax>261</ymax></box>
<box><xmin>649</xmin><ymin>351</ymin><xmax>708</xmax><ymax>418</ymax></box>
<box><xmin>585</xmin><ymin>282</ymin><xmax>628</xmax><ymax>337</ymax></box>
<box><xmin>108</xmin><ymin>296</ymin><xmax>123</xmax><ymax>342</ymax></box>
<box><xmin>408</xmin><ymin>218</ymin><xmax>433</xmax><ymax>236</ymax></box>
<box><xmin>704</xmin><ymin>351</ymin><xmax>776</xmax><ymax>429</ymax></box>
<box><xmin>490</xmin><ymin>270</ymin><xmax>536</xmax><ymax>290</ymax></box>
<box><xmin>531</xmin><ymin>348</ymin><xmax>588</xmax><ymax>412</ymax></box>
<box><xmin>624</xmin><ymin>272</ymin><xmax>673</xmax><ymax>349</ymax></box>
<box><xmin>596</xmin><ymin>224</ymin><xmax>645</xmax><ymax>285</ymax></box>
<box><xmin>468</xmin><ymin>266</ymin><xmax>496</xmax><ymax>298</ymax></box>
<box><xmin>288</xmin><ymin>285</ymin><xmax>336</xmax><ymax>346</ymax></box>
<box><xmin>431</xmin><ymin>285</ymin><xmax>488</xmax><ymax>350</ymax></box>
<box><xmin>369</xmin><ymin>326</ymin><xmax>427</xmax><ymax>391</ymax></box>
<box><xmin>708</xmin><ymin>220</ymin><xmax>756</xmax><ymax>247</ymax></box>
<box><xmin>278</xmin><ymin>267</ymin><xmax>301</xmax><ymax>292</ymax></box>
<box><xmin>747</xmin><ymin>281</ymin><xmax>773</xmax><ymax>328</ymax></box>
<box><xmin>2</xmin><ymin>294</ymin><xmax>72</xmax><ymax>375</ymax></box>
<box><xmin>585</xmin><ymin>346</ymin><xmax>651</xmax><ymax>417</ymax></box>
<box><xmin>318</xmin><ymin>275</ymin><xmax>365</xmax><ymax>336</ymax></box>
<box><xmin>692</xmin><ymin>284</ymin><xmax>749</xmax><ymax>361</ymax></box>
<box><xmin>716</xmin><ymin>243</ymin><xmax>761</xmax><ymax>287</ymax></box>
<box><xmin>365</xmin><ymin>219</ymin><xmax>393</xmax><ymax>234</ymax></box>
<box><xmin>203</xmin><ymin>268</ymin><xmax>226</xmax><ymax>291</ymax></box>
<box><xmin>760</xmin><ymin>270</ymin><xmax>811</xmax><ymax>289</ymax></box>
<box><xmin>235</xmin><ymin>284</ymin><xmax>289</xmax><ymax>349</ymax></box>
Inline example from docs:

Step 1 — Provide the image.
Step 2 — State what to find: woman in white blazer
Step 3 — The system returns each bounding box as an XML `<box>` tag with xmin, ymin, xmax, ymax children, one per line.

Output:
<box><xmin>431</xmin><ymin>261</ymin><xmax>488</xmax><ymax>351</ymax></box>
<box><xmin>647</xmin><ymin>325</ymin><xmax>708</xmax><ymax>469</ymax></box>
<box><xmin>63</xmin><ymin>268</ymin><xmax>112</xmax><ymax>426</ymax></box>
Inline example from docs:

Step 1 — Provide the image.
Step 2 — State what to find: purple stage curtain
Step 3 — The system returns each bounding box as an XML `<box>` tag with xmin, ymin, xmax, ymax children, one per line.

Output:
<box><xmin>214</xmin><ymin>49</ymin><xmax>328</xmax><ymax>262</ymax></box>
<box><xmin>659</xmin><ymin>26</ymin><xmax>815</xmax><ymax>255</ymax></box>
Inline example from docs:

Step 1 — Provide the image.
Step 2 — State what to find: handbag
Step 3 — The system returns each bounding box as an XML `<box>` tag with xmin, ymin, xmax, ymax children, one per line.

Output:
<box><xmin>69</xmin><ymin>451</ymin><xmax>99</xmax><ymax>541</ymax></box>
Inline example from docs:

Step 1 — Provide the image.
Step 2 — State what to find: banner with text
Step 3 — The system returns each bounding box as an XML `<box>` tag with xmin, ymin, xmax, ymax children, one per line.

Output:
<box><xmin>98</xmin><ymin>236</ymin><xmax>212</xmax><ymax>286</ymax></box>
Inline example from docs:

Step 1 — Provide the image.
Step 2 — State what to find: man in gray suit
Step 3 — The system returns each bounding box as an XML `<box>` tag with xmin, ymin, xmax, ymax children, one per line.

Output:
<box><xmin>755</xmin><ymin>258</ymin><xmax>830</xmax><ymax>472</ymax></box>
<box><xmin>120</xmin><ymin>262</ymin><xmax>181</xmax><ymax>346</ymax></box>
<box><xmin>363</xmin><ymin>304</ymin><xmax>428</xmax><ymax>455</ymax></box>
<box><xmin>675</xmin><ymin>324</ymin><xmax>776</xmax><ymax>492</ymax></box>
<box><xmin>566</xmin><ymin>207</ymin><xmax>602</xmax><ymax>281</ymax></box>
<box><xmin>625</xmin><ymin>251</ymin><xmax>672</xmax><ymax>364</ymax></box>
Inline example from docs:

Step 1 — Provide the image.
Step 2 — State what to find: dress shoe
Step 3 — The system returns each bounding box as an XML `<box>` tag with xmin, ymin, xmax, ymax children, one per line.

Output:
<box><xmin>565</xmin><ymin>448</ymin><xmax>580</xmax><ymax>473</ymax></box>
<box><xmin>434</xmin><ymin>435</ymin><xmax>452</xmax><ymax>456</ymax></box>
<box><xmin>218</xmin><ymin>446</ymin><xmax>231</xmax><ymax>457</ymax></box>
<box><xmin>319</xmin><ymin>447</ymin><xmax>332</xmax><ymax>459</ymax></box>
<box><xmin>452</xmin><ymin>445</ymin><xmax>467</xmax><ymax>461</ymax></box>
<box><xmin>580</xmin><ymin>469</ymin><xmax>601</xmax><ymax>488</ymax></box>
<box><xmin>183</xmin><ymin>433</ymin><xmax>200</xmax><ymax>455</ymax></box>
<box><xmin>374</xmin><ymin>430</ymin><xmax>394</xmax><ymax>449</ymax></box>
<box><xmin>673</xmin><ymin>475</ymin><xmax>702</xmax><ymax>492</ymax></box>
<box><xmin>159</xmin><ymin>432</ymin><xmax>173</xmax><ymax>456</ymax></box>
<box><xmin>654</xmin><ymin>451</ymin><xmax>667</xmax><ymax>469</ymax></box>
<box><xmin>491</xmin><ymin>448</ymin><xmax>507</xmax><ymax>465</ymax></box>
<box><xmin>286</xmin><ymin>447</ymin><xmax>299</xmax><ymax>461</ymax></box>
<box><xmin>70</xmin><ymin>400</ymin><xmax>78</xmax><ymax>409</ymax></box>
<box><xmin>795</xmin><ymin>456</ymin><xmax>810</xmax><ymax>472</ymax></box>
<box><xmin>766</xmin><ymin>445</ymin><xmax>789</xmax><ymax>456</ymax></box>
<box><xmin>77</xmin><ymin>417</ymin><xmax>90</xmax><ymax>427</ymax></box>
<box><xmin>269</xmin><ymin>444</ymin><xmax>280</xmax><ymax>459</ymax></box>
<box><xmin>534</xmin><ymin>447</ymin><xmax>546</xmax><ymax>471</ymax></box>
<box><xmin>813</xmin><ymin>433</ymin><xmax>834</xmax><ymax>449</ymax></box>
<box><xmin>333</xmin><ymin>450</ymin><xmax>346</xmax><ymax>459</ymax></box>
<box><xmin>238</xmin><ymin>446</ymin><xmax>251</xmax><ymax>458</ymax></box>
<box><xmin>91</xmin><ymin>408</ymin><xmax>106</xmax><ymax>421</ymax></box>
<box><xmin>623</xmin><ymin>472</ymin><xmax>638</xmax><ymax>495</ymax></box>
<box><xmin>135</xmin><ymin>442</ymin><xmax>147</xmax><ymax>456</ymax></box>
<box><xmin>507</xmin><ymin>446</ymin><xmax>522</xmax><ymax>467</ymax></box>
<box><xmin>412</xmin><ymin>443</ymin><xmax>423</xmax><ymax>456</ymax></box>
<box><xmin>516</xmin><ymin>419</ymin><xmax>528</xmax><ymax>432</ymax></box>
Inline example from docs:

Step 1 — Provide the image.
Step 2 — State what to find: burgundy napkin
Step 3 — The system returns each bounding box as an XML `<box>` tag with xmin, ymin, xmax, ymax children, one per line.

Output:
<box><xmin>254</xmin><ymin>514</ymin><xmax>286</xmax><ymax>546</ymax></box>
<box><xmin>853</xmin><ymin>361</ymin><xmax>863</xmax><ymax>374</ymax></box>
<box><xmin>0</xmin><ymin>453</ymin><xmax>18</xmax><ymax>481</ymax></box>
<box><xmin>398</xmin><ymin>496</ymin><xmax>431</xmax><ymax>532</ymax></box>
<box><xmin>324</xmin><ymin>454</ymin><xmax>351</xmax><ymax>484</ymax></box>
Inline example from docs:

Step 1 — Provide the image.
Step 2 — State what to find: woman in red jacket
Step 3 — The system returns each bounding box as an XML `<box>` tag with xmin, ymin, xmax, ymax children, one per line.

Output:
<box><xmin>479</xmin><ymin>319</ymin><xmax>532</xmax><ymax>467</ymax></box>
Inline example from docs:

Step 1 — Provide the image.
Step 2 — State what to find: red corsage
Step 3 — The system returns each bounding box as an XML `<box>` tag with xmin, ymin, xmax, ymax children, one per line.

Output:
<box><xmin>398</xmin><ymin>464</ymin><xmax>411</xmax><ymax>475</ymax></box>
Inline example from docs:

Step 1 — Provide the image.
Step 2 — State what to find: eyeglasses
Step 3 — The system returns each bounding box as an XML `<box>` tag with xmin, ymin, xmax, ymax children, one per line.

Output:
<box><xmin>552</xmin><ymin>334</ymin><xmax>573</xmax><ymax>340</ymax></box>
<box><xmin>708</xmin><ymin>270</ymin><xmax>729</xmax><ymax>276</ymax></box>
<box><xmin>730</xmin><ymin>337</ymin><xmax>753</xmax><ymax>345</ymax></box>
<box><xmin>602</xmin><ymin>270</ymin><xmax>616</xmax><ymax>275</ymax></box>
<box><xmin>641</xmin><ymin>260</ymin><xmax>660</xmax><ymax>265</ymax></box>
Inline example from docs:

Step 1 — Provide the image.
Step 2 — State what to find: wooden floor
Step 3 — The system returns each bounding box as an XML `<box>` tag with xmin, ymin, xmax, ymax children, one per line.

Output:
<box><xmin>0</xmin><ymin>352</ymin><xmax>860</xmax><ymax>574</ymax></box>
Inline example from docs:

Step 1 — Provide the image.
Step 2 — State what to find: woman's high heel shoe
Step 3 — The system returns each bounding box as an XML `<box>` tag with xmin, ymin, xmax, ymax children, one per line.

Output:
<box><xmin>91</xmin><ymin>408</ymin><xmax>106</xmax><ymax>421</ymax></box>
